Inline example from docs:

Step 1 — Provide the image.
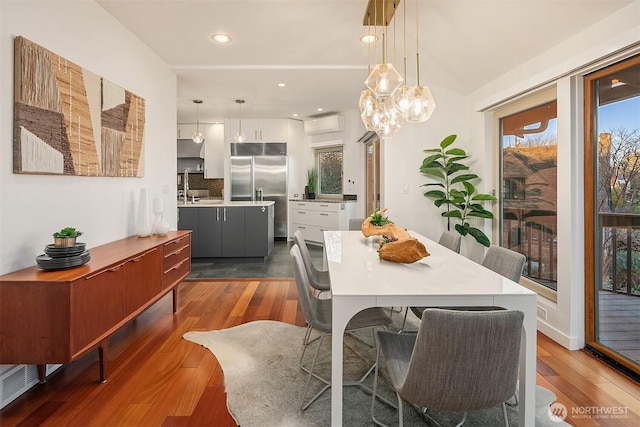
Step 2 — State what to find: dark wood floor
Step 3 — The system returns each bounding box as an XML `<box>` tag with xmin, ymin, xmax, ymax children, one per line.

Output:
<box><xmin>1</xmin><ymin>279</ymin><xmax>639</xmax><ymax>426</ymax></box>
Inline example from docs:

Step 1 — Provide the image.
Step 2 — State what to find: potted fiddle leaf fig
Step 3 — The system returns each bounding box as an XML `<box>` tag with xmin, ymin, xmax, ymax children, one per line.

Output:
<box><xmin>52</xmin><ymin>227</ymin><xmax>83</xmax><ymax>247</ymax></box>
<box><xmin>420</xmin><ymin>134</ymin><xmax>496</xmax><ymax>247</ymax></box>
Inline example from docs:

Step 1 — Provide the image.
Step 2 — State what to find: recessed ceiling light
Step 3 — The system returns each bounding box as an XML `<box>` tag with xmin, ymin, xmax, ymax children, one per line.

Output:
<box><xmin>292</xmin><ymin>113</ymin><xmax>298</xmax><ymax>117</ymax></box>
<box><xmin>211</xmin><ymin>33</ymin><xmax>232</xmax><ymax>43</ymax></box>
<box><xmin>360</xmin><ymin>34</ymin><xmax>378</xmax><ymax>44</ymax></box>
<box><xmin>316</xmin><ymin>108</ymin><xmax>324</xmax><ymax>112</ymax></box>
<box><xmin>278</xmin><ymin>83</ymin><xmax>286</xmax><ymax>87</ymax></box>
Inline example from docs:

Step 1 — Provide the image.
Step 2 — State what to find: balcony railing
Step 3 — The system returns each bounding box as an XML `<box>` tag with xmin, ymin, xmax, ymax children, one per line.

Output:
<box><xmin>599</xmin><ymin>212</ymin><xmax>640</xmax><ymax>297</ymax></box>
<box><xmin>503</xmin><ymin>208</ymin><xmax>557</xmax><ymax>290</ymax></box>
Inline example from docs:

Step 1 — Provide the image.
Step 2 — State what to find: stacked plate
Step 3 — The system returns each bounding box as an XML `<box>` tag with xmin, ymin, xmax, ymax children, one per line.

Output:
<box><xmin>36</xmin><ymin>243</ymin><xmax>91</xmax><ymax>270</ymax></box>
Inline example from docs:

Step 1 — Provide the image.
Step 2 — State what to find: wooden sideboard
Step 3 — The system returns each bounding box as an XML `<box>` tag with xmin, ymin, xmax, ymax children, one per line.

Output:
<box><xmin>0</xmin><ymin>231</ymin><xmax>191</xmax><ymax>383</ymax></box>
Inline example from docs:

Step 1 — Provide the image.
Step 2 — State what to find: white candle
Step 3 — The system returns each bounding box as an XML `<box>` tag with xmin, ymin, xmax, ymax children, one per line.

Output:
<box><xmin>153</xmin><ymin>196</ymin><xmax>164</xmax><ymax>213</ymax></box>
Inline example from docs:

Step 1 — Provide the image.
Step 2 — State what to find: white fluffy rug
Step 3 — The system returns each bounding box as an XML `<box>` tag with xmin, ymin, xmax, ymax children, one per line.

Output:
<box><xmin>184</xmin><ymin>320</ymin><xmax>568</xmax><ymax>426</ymax></box>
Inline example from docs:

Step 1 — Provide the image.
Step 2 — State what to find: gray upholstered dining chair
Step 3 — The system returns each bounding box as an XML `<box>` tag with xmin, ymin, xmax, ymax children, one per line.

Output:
<box><xmin>481</xmin><ymin>244</ymin><xmax>527</xmax><ymax>283</ymax></box>
<box><xmin>349</xmin><ymin>217</ymin><xmax>366</xmax><ymax>231</ymax></box>
<box><xmin>290</xmin><ymin>244</ymin><xmax>394</xmax><ymax>410</ymax></box>
<box><xmin>372</xmin><ymin>308</ymin><xmax>524</xmax><ymax>427</ymax></box>
<box><xmin>292</xmin><ymin>230</ymin><xmax>331</xmax><ymax>293</ymax></box>
<box><xmin>401</xmin><ymin>231</ymin><xmax>463</xmax><ymax>330</ymax></box>
<box><xmin>407</xmin><ymin>243</ymin><xmax>526</xmax><ymax>325</ymax></box>
<box><xmin>437</xmin><ymin>230</ymin><xmax>462</xmax><ymax>253</ymax></box>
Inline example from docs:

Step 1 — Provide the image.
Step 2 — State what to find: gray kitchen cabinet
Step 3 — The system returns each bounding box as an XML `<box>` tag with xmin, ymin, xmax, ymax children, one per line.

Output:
<box><xmin>198</xmin><ymin>207</ymin><xmax>222</xmax><ymax>257</ymax></box>
<box><xmin>178</xmin><ymin>205</ymin><xmax>274</xmax><ymax>259</ymax></box>
<box><xmin>245</xmin><ymin>205</ymin><xmax>274</xmax><ymax>257</ymax></box>
<box><xmin>221</xmin><ymin>207</ymin><xmax>245</xmax><ymax>257</ymax></box>
<box><xmin>177</xmin><ymin>207</ymin><xmax>199</xmax><ymax>256</ymax></box>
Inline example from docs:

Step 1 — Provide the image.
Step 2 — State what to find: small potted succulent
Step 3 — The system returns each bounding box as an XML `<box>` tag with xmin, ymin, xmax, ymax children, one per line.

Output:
<box><xmin>53</xmin><ymin>227</ymin><xmax>83</xmax><ymax>247</ymax></box>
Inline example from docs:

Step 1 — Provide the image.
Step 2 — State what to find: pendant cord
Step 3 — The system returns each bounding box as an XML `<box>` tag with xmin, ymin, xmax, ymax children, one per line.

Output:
<box><xmin>416</xmin><ymin>0</ymin><xmax>420</xmax><ymax>86</ymax></box>
<box><xmin>402</xmin><ymin>0</ymin><xmax>407</xmax><ymax>82</ymax></box>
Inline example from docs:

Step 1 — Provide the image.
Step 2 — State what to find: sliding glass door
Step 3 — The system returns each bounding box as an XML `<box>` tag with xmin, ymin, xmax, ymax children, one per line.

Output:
<box><xmin>584</xmin><ymin>55</ymin><xmax>640</xmax><ymax>376</ymax></box>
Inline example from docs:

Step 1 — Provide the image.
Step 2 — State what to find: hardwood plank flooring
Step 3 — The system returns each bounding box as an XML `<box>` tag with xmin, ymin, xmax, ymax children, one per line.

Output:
<box><xmin>1</xmin><ymin>279</ymin><xmax>638</xmax><ymax>426</ymax></box>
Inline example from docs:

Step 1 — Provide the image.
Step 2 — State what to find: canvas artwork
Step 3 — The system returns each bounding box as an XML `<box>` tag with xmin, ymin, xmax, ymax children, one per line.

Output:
<box><xmin>13</xmin><ymin>36</ymin><xmax>146</xmax><ymax>177</ymax></box>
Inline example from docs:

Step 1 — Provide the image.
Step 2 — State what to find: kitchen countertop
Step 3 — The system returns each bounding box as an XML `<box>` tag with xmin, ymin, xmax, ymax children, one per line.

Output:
<box><xmin>178</xmin><ymin>200</ymin><xmax>275</xmax><ymax>208</ymax></box>
<box><xmin>289</xmin><ymin>199</ymin><xmax>356</xmax><ymax>203</ymax></box>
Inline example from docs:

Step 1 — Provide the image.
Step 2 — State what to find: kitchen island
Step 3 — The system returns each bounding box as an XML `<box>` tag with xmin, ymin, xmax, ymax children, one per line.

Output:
<box><xmin>178</xmin><ymin>201</ymin><xmax>274</xmax><ymax>259</ymax></box>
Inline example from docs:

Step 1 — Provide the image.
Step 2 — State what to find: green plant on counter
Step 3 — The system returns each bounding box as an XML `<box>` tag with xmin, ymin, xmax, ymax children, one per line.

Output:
<box><xmin>53</xmin><ymin>227</ymin><xmax>83</xmax><ymax>238</ymax></box>
<box><xmin>420</xmin><ymin>134</ymin><xmax>496</xmax><ymax>247</ymax></box>
<box><xmin>369</xmin><ymin>209</ymin><xmax>393</xmax><ymax>226</ymax></box>
<box><xmin>306</xmin><ymin>167</ymin><xmax>318</xmax><ymax>194</ymax></box>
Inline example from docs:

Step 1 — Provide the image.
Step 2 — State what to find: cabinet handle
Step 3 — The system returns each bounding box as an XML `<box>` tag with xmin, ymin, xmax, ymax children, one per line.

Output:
<box><xmin>130</xmin><ymin>248</ymin><xmax>158</xmax><ymax>262</ymax></box>
<box><xmin>216</xmin><ymin>208</ymin><xmax>220</xmax><ymax>222</ymax></box>
<box><xmin>297</xmin><ymin>203</ymin><xmax>306</xmax><ymax>206</ymax></box>
<box><xmin>86</xmin><ymin>262</ymin><xmax>125</xmax><ymax>279</ymax></box>
<box><xmin>260</xmin><ymin>130</ymin><xmax>263</xmax><ymax>139</ymax></box>
<box><xmin>319</xmin><ymin>204</ymin><xmax>329</xmax><ymax>207</ymax></box>
<box><xmin>298</xmin><ymin>226</ymin><xmax>307</xmax><ymax>229</ymax></box>
<box><xmin>320</xmin><ymin>213</ymin><xmax>329</xmax><ymax>216</ymax></box>
<box><xmin>166</xmin><ymin>258</ymin><xmax>188</xmax><ymax>273</ymax></box>
<box><xmin>166</xmin><ymin>235</ymin><xmax>187</xmax><ymax>246</ymax></box>
<box><xmin>224</xmin><ymin>208</ymin><xmax>227</xmax><ymax>222</ymax></box>
<box><xmin>297</xmin><ymin>211</ymin><xmax>306</xmax><ymax>214</ymax></box>
<box><xmin>261</xmin><ymin>206</ymin><xmax>266</xmax><ymax>213</ymax></box>
<box><xmin>254</xmin><ymin>130</ymin><xmax>258</xmax><ymax>140</ymax></box>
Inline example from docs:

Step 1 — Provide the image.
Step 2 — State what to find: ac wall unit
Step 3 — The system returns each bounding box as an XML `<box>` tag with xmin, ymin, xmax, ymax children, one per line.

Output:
<box><xmin>303</xmin><ymin>114</ymin><xmax>344</xmax><ymax>135</ymax></box>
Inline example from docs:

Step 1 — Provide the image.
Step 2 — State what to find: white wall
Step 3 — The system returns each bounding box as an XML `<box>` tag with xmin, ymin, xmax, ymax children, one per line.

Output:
<box><xmin>0</xmin><ymin>0</ymin><xmax>178</xmax><ymax>275</ymax></box>
<box><xmin>467</xmin><ymin>0</ymin><xmax>640</xmax><ymax>349</ymax></box>
<box><xmin>0</xmin><ymin>0</ymin><xmax>176</xmax><ymax>408</ymax></box>
<box><xmin>377</xmin><ymin>84</ymin><xmax>483</xmax><ymax>258</ymax></box>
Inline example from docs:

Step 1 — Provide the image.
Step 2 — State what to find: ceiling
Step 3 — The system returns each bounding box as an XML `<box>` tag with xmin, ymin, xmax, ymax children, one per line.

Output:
<box><xmin>96</xmin><ymin>0</ymin><xmax>633</xmax><ymax>124</ymax></box>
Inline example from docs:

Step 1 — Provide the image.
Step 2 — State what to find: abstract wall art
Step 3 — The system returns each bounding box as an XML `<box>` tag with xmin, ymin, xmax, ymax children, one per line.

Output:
<box><xmin>13</xmin><ymin>36</ymin><xmax>146</xmax><ymax>177</ymax></box>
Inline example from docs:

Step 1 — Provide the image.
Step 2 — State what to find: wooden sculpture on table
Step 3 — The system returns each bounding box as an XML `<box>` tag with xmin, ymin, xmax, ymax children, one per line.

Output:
<box><xmin>360</xmin><ymin>208</ymin><xmax>430</xmax><ymax>263</ymax></box>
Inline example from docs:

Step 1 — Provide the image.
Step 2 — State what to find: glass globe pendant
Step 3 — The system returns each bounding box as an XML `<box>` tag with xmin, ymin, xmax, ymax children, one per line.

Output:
<box><xmin>192</xmin><ymin>100</ymin><xmax>204</xmax><ymax>144</ymax></box>
<box><xmin>406</xmin><ymin>85</ymin><xmax>436</xmax><ymax>123</ymax></box>
<box><xmin>365</xmin><ymin>63</ymin><xmax>403</xmax><ymax>98</ymax></box>
<box><xmin>234</xmin><ymin>99</ymin><xmax>246</xmax><ymax>143</ymax></box>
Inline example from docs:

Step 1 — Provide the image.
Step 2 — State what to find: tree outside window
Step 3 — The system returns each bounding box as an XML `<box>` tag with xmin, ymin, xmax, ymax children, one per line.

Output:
<box><xmin>316</xmin><ymin>147</ymin><xmax>343</xmax><ymax>196</ymax></box>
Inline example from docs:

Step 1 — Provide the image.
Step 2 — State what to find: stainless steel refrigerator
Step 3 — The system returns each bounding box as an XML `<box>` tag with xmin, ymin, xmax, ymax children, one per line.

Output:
<box><xmin>230</xmin><ymin>142</ymin><xmax>288</xmax><ymax>239</ymax></box>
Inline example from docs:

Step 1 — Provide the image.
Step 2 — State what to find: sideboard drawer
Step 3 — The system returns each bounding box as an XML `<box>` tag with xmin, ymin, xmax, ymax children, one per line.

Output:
<box><xmin>163</xmin><ymin>243</ymin><xmax>190</xmax><ymax>272</ymax></box>
<box><xmin>163</xmin><ymin>257</ymin><xmax>190</xmax><ymax>289</ymax></box>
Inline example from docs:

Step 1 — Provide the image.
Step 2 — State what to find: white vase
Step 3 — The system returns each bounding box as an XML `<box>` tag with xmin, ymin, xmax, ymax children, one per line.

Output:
<box><xmin>152</xmin><ymin>197</ymin><xmax>170</xmax><ymax>236</ymax></box>
<box><xmin>136</xmin><ymin>188</ymin><xmax>153</xmax><ymax>237</ymax></box>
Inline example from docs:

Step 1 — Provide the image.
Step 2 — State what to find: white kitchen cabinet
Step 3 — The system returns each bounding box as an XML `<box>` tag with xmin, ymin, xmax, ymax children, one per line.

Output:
<box><xmin>289</xmin><ymin>200</ymin><xmax>356</xmax><ymax>245</ymax></box>
<box><xmin>177</xmin><ymin>124</ymin><xmax>198</xmax><ymax>139</ymax></box>
<box><xmin>225</xmin><ymin>118</ymin><xmax>287</xmax><ymax>142</ymax></box>
<box><xmin>203</xmin><ymin>123</ymin><xmax>224</xmax><ymax>178</ymax></box>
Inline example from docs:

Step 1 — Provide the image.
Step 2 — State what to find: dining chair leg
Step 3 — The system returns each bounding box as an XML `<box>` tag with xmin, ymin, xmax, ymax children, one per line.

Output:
<box><xmin>371</xmin><ymin>345</ymin><xmax>386</xmax><ymax>427</ymax></box>
<box><xmin>501</xmin><ymin>402</ymin><xmax>509</xmax><ymax>427</ymax></box>
<box><xmin>399</xmin><ymin>307</ymin><xmax>409</xmax><ymax>333</ymax></box>
<box><xmin>301</xmin><ymin>333</ymin><xmax>330</xmax><ymax>410</ymax></box>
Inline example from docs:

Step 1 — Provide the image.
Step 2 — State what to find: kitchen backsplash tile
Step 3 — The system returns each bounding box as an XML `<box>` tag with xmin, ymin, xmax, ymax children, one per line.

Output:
<box><xmin>178</xmin><ymin>174</ymin><xmax>223</xmax><ymax>197</ymax></box>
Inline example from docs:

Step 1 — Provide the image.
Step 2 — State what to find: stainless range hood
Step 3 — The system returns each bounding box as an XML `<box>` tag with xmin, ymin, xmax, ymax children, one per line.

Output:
<box><xmin>177</xmin><ymin>138</ymin><xmax>204</xmax><ymax>158</ymax></box>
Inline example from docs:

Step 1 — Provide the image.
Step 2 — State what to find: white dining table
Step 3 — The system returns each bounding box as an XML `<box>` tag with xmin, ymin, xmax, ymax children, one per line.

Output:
<box><xmin>324</xmin><ymin>230</ymin><xmax>538</xmax><ymax>426</ymax></box>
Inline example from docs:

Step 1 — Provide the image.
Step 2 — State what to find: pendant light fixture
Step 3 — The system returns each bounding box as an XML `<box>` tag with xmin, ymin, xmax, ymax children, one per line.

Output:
<box><xmin>405</xmin><ymin>0</ymin><xmax>436</xmax><ymax>123</ymax></box>
<box><xmin>192</xmin><ymin>99</ymin><xmax>205</xmax><ymax>144</ymax></box>
<box><xmin>234</xmin><ymin>99</ymin><xmax>246</xmax><ymax>143</ymax></box>
<box><xmin>358</xmin><ymin>0</ymin><xmax>435</xmax><ymax>138</ymax></box>
<box><xmin>364</xmin><ymin>0</ymin><xmax>403</xmax><ymax>98</ymax></box>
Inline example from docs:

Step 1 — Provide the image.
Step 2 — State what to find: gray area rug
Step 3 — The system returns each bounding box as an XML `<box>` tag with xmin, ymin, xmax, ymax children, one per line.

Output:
<box><xmin>184</xmin><ymin>319</ymin><xmax>569</xmax><ymax>426</ymax></box>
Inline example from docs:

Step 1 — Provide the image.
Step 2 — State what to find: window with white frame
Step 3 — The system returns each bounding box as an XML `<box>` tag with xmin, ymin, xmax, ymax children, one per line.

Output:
<box><xmin>494</xmin><ymin>88</ymin><xmax>558</xmax><ymax>300</ymax></box>
<box><xmin>315</xmin><ymin>146</ymin><xmax>343</xmax><ymax>197</ymax></box>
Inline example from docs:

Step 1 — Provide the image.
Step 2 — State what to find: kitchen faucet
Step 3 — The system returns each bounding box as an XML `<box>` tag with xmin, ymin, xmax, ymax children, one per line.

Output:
<box><xmin>183</xmin><ymin>169</ymin><xmax>189</xmax><ymax>205</ymax></box>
